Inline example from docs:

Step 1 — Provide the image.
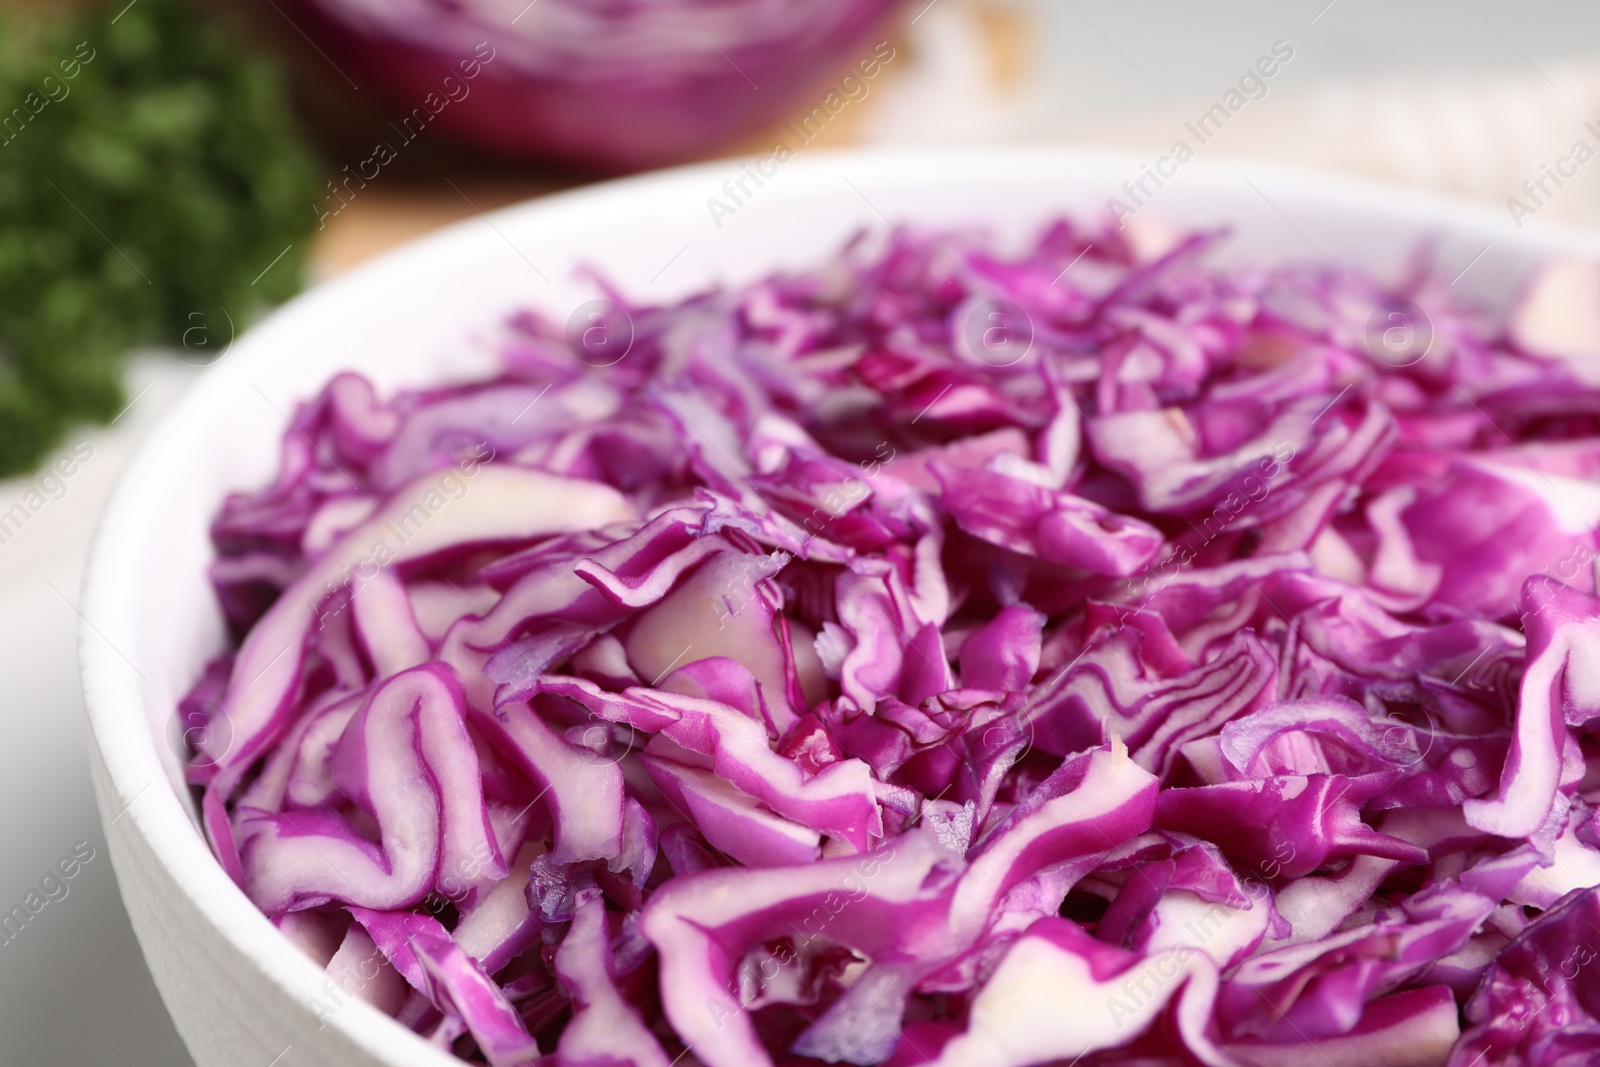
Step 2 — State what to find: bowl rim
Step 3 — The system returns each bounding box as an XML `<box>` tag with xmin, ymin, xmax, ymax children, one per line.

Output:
<box><xmin>77</xmin><ymin>144</ymin><xmax>1600</xmax><ymax>1065</ymax></box>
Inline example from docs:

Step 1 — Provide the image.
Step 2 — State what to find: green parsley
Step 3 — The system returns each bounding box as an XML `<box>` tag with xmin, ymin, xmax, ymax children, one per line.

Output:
<box><xmin>0</xmin><ymin>0</ymin><xmax>321</xmax><ymax>473</ymax></box>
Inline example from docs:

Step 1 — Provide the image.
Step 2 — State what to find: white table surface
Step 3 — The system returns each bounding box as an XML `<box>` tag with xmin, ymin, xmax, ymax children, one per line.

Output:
<box><xmin>0</xmin><ymin>357</ymin><xmax>202</xmax><ymax>1066</ymax></box>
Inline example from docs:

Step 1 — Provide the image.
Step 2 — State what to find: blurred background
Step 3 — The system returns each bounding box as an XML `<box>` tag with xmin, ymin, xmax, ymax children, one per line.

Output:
<box><xmin>3</xmin><ymin>0</ymin><xmax>1600</xmax><ymax>1061</ymax></box>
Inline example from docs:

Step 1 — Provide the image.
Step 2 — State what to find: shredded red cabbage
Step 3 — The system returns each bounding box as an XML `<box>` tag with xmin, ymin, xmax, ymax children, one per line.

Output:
<box><xmin>267</xmin><ymin>0</ymin><xmax>903</xmax><ymax>170</ymax></box>
<box><xmin>185</xmin><ymin>218</ymin><xmax>1600</xmax><ymax>1066</ymax></box>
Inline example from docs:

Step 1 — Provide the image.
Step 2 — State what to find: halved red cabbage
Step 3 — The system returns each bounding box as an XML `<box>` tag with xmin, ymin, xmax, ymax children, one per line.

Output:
<box><xmin>187</xmin><ymin>217</ymin><xmax>1600</xmax><ymax>1066</ymax></box>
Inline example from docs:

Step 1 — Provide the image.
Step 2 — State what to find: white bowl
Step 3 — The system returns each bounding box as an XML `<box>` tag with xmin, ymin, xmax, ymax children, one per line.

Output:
<box><xmin>79</xmin><ymin>147</ymin><xmax>1600</xmax><ymax>1067</ymax></box>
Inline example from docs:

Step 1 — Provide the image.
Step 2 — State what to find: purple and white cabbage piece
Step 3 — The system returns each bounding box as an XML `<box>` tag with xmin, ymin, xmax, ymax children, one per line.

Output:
<box><xmin>186</xmin><ymin>217</ymin><xmax>1600</xmax><ymax>1066</ymax></box>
